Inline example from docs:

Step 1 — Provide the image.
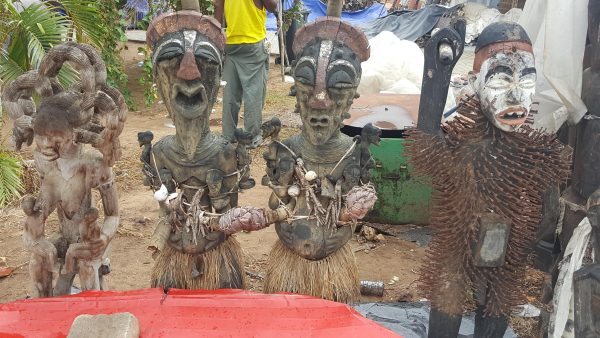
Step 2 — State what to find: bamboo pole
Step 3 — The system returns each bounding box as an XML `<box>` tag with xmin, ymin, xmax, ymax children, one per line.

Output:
<box><xmin>278</xmin><ymin>0</ymin><xmax>286</xmax><ymax>81</ymax></box>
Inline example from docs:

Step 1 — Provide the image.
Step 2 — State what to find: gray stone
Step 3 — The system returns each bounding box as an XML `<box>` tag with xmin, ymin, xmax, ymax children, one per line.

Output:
<box><xmin>67</xmin><ymin>312</ymin><xmax>140</xmax><ymax>338</ymax></box>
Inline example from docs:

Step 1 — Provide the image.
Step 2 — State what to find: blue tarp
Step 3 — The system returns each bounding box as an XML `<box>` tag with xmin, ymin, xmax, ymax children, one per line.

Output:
<box><xmin>266</xmin><ymin>0</ymin><xmax>387</xmax><ymax>31</ymax></box>
<box><xmin>357</xmin><ymin>5</ymin><xmax>450</xmax><ymax>41</ymax></box>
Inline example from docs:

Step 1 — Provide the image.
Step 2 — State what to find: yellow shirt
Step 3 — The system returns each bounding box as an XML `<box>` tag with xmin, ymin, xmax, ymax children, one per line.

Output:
<box><xmin>224</xmin><ymin>0</ymin><xmax>267</xmax><ymax>44</ymax></box>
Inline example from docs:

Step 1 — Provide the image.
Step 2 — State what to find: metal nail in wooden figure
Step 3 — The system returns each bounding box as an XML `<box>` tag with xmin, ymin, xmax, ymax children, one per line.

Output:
<box><xmin>406</xmin><ymin>21</ymin><xmax>572</xmax><ymax>338</ymax></box>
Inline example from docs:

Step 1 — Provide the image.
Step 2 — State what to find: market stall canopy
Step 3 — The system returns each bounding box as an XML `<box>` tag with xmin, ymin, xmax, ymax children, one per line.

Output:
<box><xmin>266</xmin><ymin>0</ymin><xmax>386</xmax><ymax>31</ymax></box>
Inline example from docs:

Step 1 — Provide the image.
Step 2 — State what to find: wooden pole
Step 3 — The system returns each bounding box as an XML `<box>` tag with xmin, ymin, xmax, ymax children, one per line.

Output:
<box><xmin>180</xmin><ymin>0</ymin><xmax>200</xmax><ymax>11</ymax></box>
<box><xmin>278</xmin><ymin>0</ymin><xmax>286</xmax><ymax>81</ymax></box>
<box><xmin>326</xmin><ymin>0</ymin><xmax>343</xmax><ymax>17</ymax></box>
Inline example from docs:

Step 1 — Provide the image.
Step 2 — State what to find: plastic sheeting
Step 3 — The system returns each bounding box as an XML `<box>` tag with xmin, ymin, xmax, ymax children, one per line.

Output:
<box><xmin>0</xmin><ymin>288</ymin><xmax>401</xmax><ymax>338</ymax></box>
<box><xmin>518</xmin><ymin>0</ymin><xmax>588</xmax><ymax>131</ymax></box>
<box><xmin>266</xmin><ymin>0</ymin><xmax>387</xmax><ymax>31</ymax></box>
<box><xmin>353</xmin><ymin>302</ymin><xmax>518</xmax><ymax>338</ymax></box>
<box><xmin>548</xmin><ymin>217</ymin><xmax>592</xmax><ymax>338</ymax></box>
<box><xmin>358</xmin><ymin>31</ymin><xmax>456</xmax><ymax>113</ymax></box>
<box><xmin>357</xmin><ymin>5</ymin><xmax>450</xmax><ymax>41</ymax></box>
<box><xmin>463</xmin><ymin>6</ymin><xmax>522</xmax><ymax>44</ymax></box>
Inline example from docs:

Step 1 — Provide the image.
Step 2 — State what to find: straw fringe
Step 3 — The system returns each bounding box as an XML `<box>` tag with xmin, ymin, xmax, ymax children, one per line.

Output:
<box><xmin>151</xmin><ymin>236</ymin><xmax>245</xmax><ymax>289</ymax></box>
<box><xmin>264</xmin><ymin>241</ymin><xmax>359</xmax><ymax>303</ymax></box>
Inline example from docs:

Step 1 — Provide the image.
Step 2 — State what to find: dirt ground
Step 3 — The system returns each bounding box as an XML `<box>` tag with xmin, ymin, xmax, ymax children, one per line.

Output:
<box><xmin>0</xmin><ymin>42</ymin><xmax>543</xmax><ymax>337</ymax></box>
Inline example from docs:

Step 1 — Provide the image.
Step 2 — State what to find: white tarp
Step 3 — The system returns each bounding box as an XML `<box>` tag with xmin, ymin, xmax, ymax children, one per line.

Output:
<box><xmin>548</xmin><ymin>217</ymin><xmax>592</xmax><ymax>338</ymax></box>
<box><xmin>358</xmin><ymin>31</ymin><xmax>456</xmax><ymax>113</ymax></box>
<box><xmin>518</xmin><ymin>0</ymin><xmax>588</xmax><ymax>132</ymax></box>
<box><xmin>462</xmin><ymin>4</ymin><xmax>523</xmax><ymax>44</ymax></box>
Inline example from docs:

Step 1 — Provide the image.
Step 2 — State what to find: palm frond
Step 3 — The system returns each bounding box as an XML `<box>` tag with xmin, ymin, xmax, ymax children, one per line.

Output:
<box><xmin>57</xmin><ymin>0</ymin><xmax>104</xmax><ymax>46</ymax></box>
<box><xmin>0</xmin><ymin>49</ymin><xmax>25</xmax><ymax>85</ymax></box>
<box><xmin>0</xmin><ymin>153</ymin><xmax>23</xmax><ymax>207</ymax></box>
<box><xmin>19</xmin><ymin>2</ymin><xmax>69</xmax><ymax>69</ymax></box>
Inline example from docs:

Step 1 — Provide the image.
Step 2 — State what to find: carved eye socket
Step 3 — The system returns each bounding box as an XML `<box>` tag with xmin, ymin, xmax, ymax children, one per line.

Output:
<box><xmin>327</xmin><ymin>69</ymin><xmax>355</xmax><ymax>89</ymax></box>
<box><xmin>194</xmin><ymin>46</ymin><xmax>220</xmax><ymax>65</ymax></box>
<box><xmin>519</xmin><ymin>74</ymin><xmax>536</xmax><ymax>89</ymax></box>
<box><xmin>486</xmin><ymin>75</ymin><xmax>512</xmax><ymax>90</ymax></box>
<box><xmin>156</xmin><ymin>45</ymin><xmax>184</xmax><ymax>63</ymax></box>
<box><xmin>294</xmin><ymin>65</ymin><xmax>315</xmax><ymax>85</ymax></box>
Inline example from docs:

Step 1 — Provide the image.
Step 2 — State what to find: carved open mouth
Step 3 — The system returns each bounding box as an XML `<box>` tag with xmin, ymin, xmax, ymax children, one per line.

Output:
<box><xmin>39</xmin><ymin>149</ymin><xmax>59</xmax><ymax>161</ymax></box>
<box><xmin>175</xmin><ymin>91</ymin><xmax>203</xmax><ymax>108</ymax></box>
<box><xmin>495</xmin><ymin>107</ymin><xmax>528</xmax><ymax>126</ymax></box>
<box><xmin>172</xmin><ymin>83</ymin><xmax>207</xmax><ymax>113</ymax></box>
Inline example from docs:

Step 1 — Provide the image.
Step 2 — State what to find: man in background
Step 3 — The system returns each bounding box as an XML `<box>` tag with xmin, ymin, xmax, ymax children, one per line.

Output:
<box><xmin>215</xmin><ymin>0</ymin><xmax>278</xmax><ymax>148</ymax></box>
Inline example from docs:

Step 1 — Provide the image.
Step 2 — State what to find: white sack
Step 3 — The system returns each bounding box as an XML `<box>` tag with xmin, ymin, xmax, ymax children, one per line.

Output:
<box><xmin>548</xmin><ymin>217</ymin><xmax>592</xmax><ymax>338</ymax></box>
<box><xmin>359</xmin><ymin>31</ymin><xmax>456</xmax><ymax>113</ymax></box>
<box><xmin>519</xmin><ymin>0</ymin><xmax>588</xmax><ymax>131</ymax></box>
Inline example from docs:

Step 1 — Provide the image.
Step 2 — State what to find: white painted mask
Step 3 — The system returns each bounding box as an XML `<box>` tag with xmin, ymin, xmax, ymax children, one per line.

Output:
<box><xmin>470</xmin><ymin>50</ymin><xmax>536</xmax><ymax>132</ymax></box>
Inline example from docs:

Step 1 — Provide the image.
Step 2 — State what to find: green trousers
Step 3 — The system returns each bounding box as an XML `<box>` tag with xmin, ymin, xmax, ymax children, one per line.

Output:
<box><xmin>221</xmin><ymin>40</ymin><xmax>269</xmax><ymax>142</ymax></box>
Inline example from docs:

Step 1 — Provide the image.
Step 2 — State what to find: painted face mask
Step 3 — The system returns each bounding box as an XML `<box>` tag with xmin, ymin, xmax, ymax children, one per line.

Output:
<box><xmin>153</xmin><ymin>30</ymin><xmax>222</xmax><ymax>121</ymax></box>
<box><xmin>291</xmin><ymin>17</ymin><xmax>369</xmax><ymax>146</ymax></box>
<box><xmin>471</xmin><ymin>48</ymin><xmax>536</xmax><ymax>132</ymax></box>
<box><xmin>294</xmin><ymin>40</ymin><xmax>361</xmax><ymax>145</ymax></box>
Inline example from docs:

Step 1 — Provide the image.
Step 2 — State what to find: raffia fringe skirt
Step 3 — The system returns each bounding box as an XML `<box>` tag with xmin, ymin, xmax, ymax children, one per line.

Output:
<box><xmin>150</xmin><ymin>236</ymin><xmax>245</xmax><ymax>290</ymax></box>
<box><xmin>264</xmin><ymin>241</ymin><xmax>359</xmax><ymax>303</ymax></box>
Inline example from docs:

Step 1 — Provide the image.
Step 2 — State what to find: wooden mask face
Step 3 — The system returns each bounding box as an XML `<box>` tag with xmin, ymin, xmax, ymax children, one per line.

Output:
<box><xmin>471</xmin><ymin>46</ymin><xmax>536</xmax><ymax>132</ymax></box>
<box><xmin>293</xmin><ymin>40</ymin><xmax>361</xmax><ymax>145</ymax></box>
<box><xmin>153</xmin><ymin>30</ymin><xmax>222</xmax><ymax>122</ymax></box>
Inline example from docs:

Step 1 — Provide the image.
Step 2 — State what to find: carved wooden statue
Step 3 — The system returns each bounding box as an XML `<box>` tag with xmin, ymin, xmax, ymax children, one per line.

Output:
<box><xmin>248</xmin><ymin>15</ymin><xmax>379</xmax><ymax>302</ymax></box>
<box><xmin>1</xmin><ymin>42</ymin><xmax>127</xmax><ymax>297</ymax></box>
<box><xmin>406</xmin><ymin>22</ymin><xmax>571</xmax><ymax>337</ymax></box>
<box><xmin>140</xmin><ymin>9</ymin><xmax>251</xmax><ymax>289</ymax></box>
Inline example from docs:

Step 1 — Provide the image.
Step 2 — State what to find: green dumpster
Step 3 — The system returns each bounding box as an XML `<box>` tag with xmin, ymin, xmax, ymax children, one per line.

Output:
<box><xmin>367</xmin><ymin>138</ymin><xmax>432</xmax><ymax>225</ymax></box>
<box><xmin>344</xmin><ymin>93</ymin><xmax>432</xmax><ymax>225</ymax></box>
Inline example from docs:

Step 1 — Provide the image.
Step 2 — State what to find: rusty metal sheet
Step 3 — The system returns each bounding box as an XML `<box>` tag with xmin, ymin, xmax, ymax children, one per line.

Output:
<box><xmin>346</xmin><ymin>93</ymin><xmax>420</xmax><ymax>130</ymax></box>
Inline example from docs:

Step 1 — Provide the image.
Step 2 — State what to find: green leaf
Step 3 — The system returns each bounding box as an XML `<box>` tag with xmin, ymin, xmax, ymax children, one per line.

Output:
<box><xmin>0</xmin><ymin>49</ymin><xmax>25</xmax><ymax>84</ymax></box>
<box><xmin>36</xmin><ymin>22</ymin><xmax>45</xmax><ymax>34</ymax></box>
<box><xmin>0</xmin><ymin>153</ymin><xmax>22</xmax><ymax>207</ymax></box>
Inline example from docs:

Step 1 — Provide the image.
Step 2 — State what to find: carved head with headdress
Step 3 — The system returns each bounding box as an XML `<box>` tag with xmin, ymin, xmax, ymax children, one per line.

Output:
<box><xmin>146</xmin><ymin>11</ymin><xmax>225</xmax><ymax>143</ymax></box>
<box><xmin>469</xmin><ymin>21</ymin><xmax>536</xmax><ymax>132</ymax></box>
<box><xmin>1</xmin><ymin>42</ymin><xmax>127</xmax><ymax>166</ymax></box>
<box><xmin>292</xmin><ymin>17</ymin><xmax>369</xmax><ymax>145</ymax></box>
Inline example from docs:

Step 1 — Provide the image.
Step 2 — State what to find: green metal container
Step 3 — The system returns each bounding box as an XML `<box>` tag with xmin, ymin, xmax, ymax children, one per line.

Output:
<box><xmin>366</xmin><ymin>138</ymin><xmax>432</xmax><ymax>225</ymax></box>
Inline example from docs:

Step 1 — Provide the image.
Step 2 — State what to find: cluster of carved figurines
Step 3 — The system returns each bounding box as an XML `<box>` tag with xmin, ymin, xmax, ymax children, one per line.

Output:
<box><xmin>2</xmin><ymin>42</ymin><xmax>127</xmax><ymax>297</ymax></box>
<box><xmin>136</xmin><ymin>8</ymin><xmax>378</xmax><ymax>297</ymax></box>
<box><xmin>0</xmin><ymin>4</ymin><xmax>577</xmax><ymax>338</ymax></box>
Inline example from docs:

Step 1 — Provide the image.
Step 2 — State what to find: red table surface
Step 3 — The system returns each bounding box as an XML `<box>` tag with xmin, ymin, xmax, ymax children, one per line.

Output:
<box><xmin>0</xmin><ymin>288</ymin><xmax>401</xmax><ymax>338</ymax></box>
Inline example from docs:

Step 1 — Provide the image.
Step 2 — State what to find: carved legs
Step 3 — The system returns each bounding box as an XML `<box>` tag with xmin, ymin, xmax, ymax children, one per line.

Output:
<box><xmin>427</xmin><ymin>308</ymin><xmax>461</xmax><ymax>338</ymax></box>
<box><xmin>473</xmin><ymin>305</ymin><xmax>509</xmax><ymax>338</ymax></box>
<box><xmin>24</xmin><ymin>236</ymin><xmax>57</xmax><ymax>298</ymax></box>
<box><xmin>427</xmin><ymin>283</ymin><xmax>509</xmax><ymax>337</ymax></box>
<box><xmin>28</xmin><ymin>252</ymin><xmax>54</xmax><ymax>298</ymax></box>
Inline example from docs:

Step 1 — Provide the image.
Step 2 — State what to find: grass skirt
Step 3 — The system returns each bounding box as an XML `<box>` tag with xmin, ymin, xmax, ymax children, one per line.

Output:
<box><xmin>151</xmin><ymin>236</ymin><xmax>245</xmax><ymax>289</ymax></box>
<box><xmin>264</xmin><ymin>240</ymin><xmax>359</xmax><ymax>303</ymax></box>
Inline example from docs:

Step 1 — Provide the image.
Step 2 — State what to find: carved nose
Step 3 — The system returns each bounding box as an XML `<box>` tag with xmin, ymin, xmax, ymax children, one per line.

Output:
<box><xmin>177</xmin><ymin>49</ymin><xmax>201</xmax><ymax>80</ymax></box>
<box><xmin>308</xmin><ymin>98</ymin><xmax>333</xmax><ymax>110</ymax></box>
<box><xmin>309</xmin><ymin>116</ymin><xmax>330</xmax><ymax>127</ymax></box>
<box><xmin>507</xmin><ymin>86</ymin><xmax>523</xmax><ymax>104</ymax></box>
